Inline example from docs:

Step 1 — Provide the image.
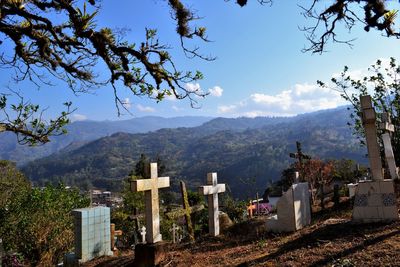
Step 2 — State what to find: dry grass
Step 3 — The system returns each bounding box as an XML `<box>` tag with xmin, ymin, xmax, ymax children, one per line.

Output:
<box><xmin>85</xmin><ymin>199</ymin><xmax>400</xmax><ymax>267</ymax></box>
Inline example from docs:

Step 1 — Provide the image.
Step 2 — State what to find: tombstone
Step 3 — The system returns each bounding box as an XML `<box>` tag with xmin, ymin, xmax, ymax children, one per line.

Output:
<box><xmin>63</xmin><ymin>206</ymin><xmax>113</xmax><ymax>266</ymax></box>
<box><xmin>266</xmin><ymin>183</ymin><xmax>311</xmax><ymax>232</ymax></box>
<box><xmin>247</xmin><ymin>201</ymin><xmax>256</xmax><ymax>218</ymax></box>
<box><xmin>131</xmin><ymin>162</ymin><xmax>170</xmax><ymax>267</ymax></box>
<box><xmin>140</xmin><ymin>226</ymin><xmax>146</xmax><ymax>244</ymax></box>
<box><xmin>289</xmin><ymin>141</ymin><xmax>311</xmax><ymax>181</ymax></box>
<box><xmin>380</xmin><ymin>112</ymin><xmax>398</xmax><ymax>180</ymax></box>
<box><xmin>352</xmin><ymin>96</ymin><xmax>398</xmax><ymax>223</ymax></box>
<box><xmin>130</xmin><ymin>162</ymin><xmax>170</xmax><ymax>243</ymax></box>
<box><xmin>347</xmin><ymin>183</ymin><xmax>358</xmax><ymax>198</ymax></box>
<box><xmin>110</xmin><ymin>223</ymin><xmax>122</xmax><ymax>255</ymax></box>
<box><xmin>169</xmin><ymin>223</ymin><xmax>180</xmax><ymax>244</ymax></box>
<box><xmin>198</xmin><ymin>172</ymin><xmax>226</xmax><ymax>236</ymax></box>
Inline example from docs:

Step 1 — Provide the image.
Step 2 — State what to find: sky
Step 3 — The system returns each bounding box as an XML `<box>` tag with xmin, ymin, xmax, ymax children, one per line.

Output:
<box><xmin>2</xmin><ymin>0</ymin><xmax>400</xmax><ymax>121</ymax></box>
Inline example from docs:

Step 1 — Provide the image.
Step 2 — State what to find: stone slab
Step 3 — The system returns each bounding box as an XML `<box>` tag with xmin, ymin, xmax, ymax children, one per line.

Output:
<box><xmin>266</xmin><ymin>182</ymin><xmax>311</xmax><ymax>232</ymax></box>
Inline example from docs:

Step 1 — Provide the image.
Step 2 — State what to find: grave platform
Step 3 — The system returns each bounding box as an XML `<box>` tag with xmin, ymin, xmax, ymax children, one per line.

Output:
<box><xmin>133</xmin><ymin>241</ymin><xmax>169</xmax><ymax>267</ymax></box>
<box><xmin>352</xmin><ymin>180</ymin><xmax>399</xmax><ymax>223</ymax></box>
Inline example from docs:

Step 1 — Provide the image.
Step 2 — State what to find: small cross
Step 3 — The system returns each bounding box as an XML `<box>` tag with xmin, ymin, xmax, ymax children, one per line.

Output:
<box><xmin>110</xmin><ymin>223</ymin><xmax>123</xmax><ymax>252</ymax></box>
<box><xmin>169</xmin><ymin>223</ymin><xmax>180</xmax><ymax>243</ymax></box>
<box><xmin>380</xmin><ymin>112</ymin><xmax>395</xmax><ymax>133</ymax></box>
<box><xmin>289</xmin><ymin>141</ymin><xmax>311</xmax><ymax>180</ymax></box>
<box><xmin>131</xmin><ymin>162</ymin><xmax>170</xmax><ymax>243</ymax></box>
<box><xmin>198</xmin><ymin>173</ymin><xmax>226</xmax><ymax>236</ymax></box>
<box><xmin>247</xmin><ymin>201</ymin><xmax>256</xmax><ymax>218</ymax></box>
<box><xmin>140</xmin><ymin>226</ymin><xmax>146</xmax><ymax>244</ymax></box>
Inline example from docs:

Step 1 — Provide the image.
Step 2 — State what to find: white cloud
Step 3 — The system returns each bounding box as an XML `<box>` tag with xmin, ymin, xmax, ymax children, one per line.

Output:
<box><xmin>136</xmin><ymin>104</ymin><xmax>155</xmax><ymax>113</ymax></box>
<box><xmin>185</xmin><ymin>83</ymin><xmax>202</xmax><ymax>93</ymax></box>
<box><xmin>71</xmin><ymin>113</ymin><xmax>87</xmax><ymax>122</ymax></box>
<box><xmin>218</xmin><ymin>105</ymin><xmax>237</xmax><ymax>114</ymax></box>
<box><xmin>208</xmin><ymin>86</ymin><xmax>223</xmax><ymax>97</ymax></box>
<box><xmin>122</xmin><ymin>97</ymin><xmax>132</xmax><ymax>109</ymax></box>
<box><xmin>218</xmin><ymin>82</ymin><xmax>347</xmax><ymax>117</ymax></box>
<box><xmin>172</xmin><ymin>105</ymin><xmax>183</xmax><ymax>111</ymax></box>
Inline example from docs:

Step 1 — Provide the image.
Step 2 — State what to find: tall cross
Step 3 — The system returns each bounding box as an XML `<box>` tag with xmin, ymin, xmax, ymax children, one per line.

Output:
<box><xmin>289</xmin><ymin>141</ymin><xmax>311</xmax><ymax>180</ymax></box>
<box><xmin>380</xmin><ymin>112</ymin><xmax>398</xmax><ymax>179</ymax></box>
<box><xmin>360</xmin><ymin>95</ymin><xmax>383</xmax><ymax>180</ymax></box>
<box><xmin>180</xmin><ymin>180</ymin><xmax>195</xmax><ymax>242</ymax></box>
<box><xmin>198</xmin><ymin>173</ymin><xmax>226</xmax><ymax>236</ymax></box>
<box><xmin>131</xmin><ymin>162</ymin><xmax>170</xmax><ymax>243</ymax></box>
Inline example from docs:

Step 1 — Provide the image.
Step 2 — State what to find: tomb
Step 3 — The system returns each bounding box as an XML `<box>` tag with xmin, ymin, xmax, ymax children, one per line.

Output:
<box><xmin>352</xmin><ymin>95</ymin><xmax>398</xmax><ymax>223</ymax></box>
<box><xmin>63</xmin><ymin>206</ymin><xmax>113</xmax><ymax>266</ymax></box>
<box><xmin>266</xmin><ymin>182</ymin><xmax>311</xmax><ymax>232</ymax></box>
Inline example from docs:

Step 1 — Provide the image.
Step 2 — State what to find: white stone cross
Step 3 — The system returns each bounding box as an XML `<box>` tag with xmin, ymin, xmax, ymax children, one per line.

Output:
<box><xmin>198</xmin><ymin>172</ymin><xmax>226</xmax><ymax>236</ymax></box>
<box><xmin>131</xmin><ymin>162</ymin><xmax>170</xmax><ymax>243</ymax></box>
<box><xmin>360</xmin><ymin>95</ymin><xmax>383</xmax><ymax>180</ymax></box>
<box><xmin>140</xmin><ymin>226</ymin><xmax>146</xmax><ymax>244</ymax></box>
<box><xmin>380</xmin><ymin>112</ymin><xmax>398</xmax><ymax>179</ymax></box>
<box><xmin>169</xmin><ymin>223</ymin><xmax>180</xmax><ymax>243</ymax></box>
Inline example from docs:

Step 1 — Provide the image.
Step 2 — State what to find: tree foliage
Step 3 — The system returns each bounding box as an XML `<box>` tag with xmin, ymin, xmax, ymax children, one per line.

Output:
<box><xmin>318</xmin><ymin>57</ymin><xmax>400</xmax><ymax>166</ymax></box>
<box><xmin>0</xmin><ymin>160</ymin><xmax>89</xmax><ymax>265</ymax></box>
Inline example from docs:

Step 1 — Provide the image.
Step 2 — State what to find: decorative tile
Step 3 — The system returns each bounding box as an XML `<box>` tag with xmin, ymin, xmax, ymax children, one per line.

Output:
<box><xmin>354</xmin><ymin>194</ymin><xmax>368</xmax><ymax>207</ymax></box>
<box><xmin>382</xmin><ymin>193</ymin><xmax>396</xmax><ymax>207</ymax></box>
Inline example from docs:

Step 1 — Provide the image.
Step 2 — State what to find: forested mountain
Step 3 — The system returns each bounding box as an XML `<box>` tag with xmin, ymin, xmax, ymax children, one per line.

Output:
<box><xmin>0</xmin><ymin>116</ymin><xmax>213</xmax><ymax>165</ymax></box>
<box><xmin>22</xmin><ymin>107</ymin><xmax>367</xmax><ymax>199</ymax></box>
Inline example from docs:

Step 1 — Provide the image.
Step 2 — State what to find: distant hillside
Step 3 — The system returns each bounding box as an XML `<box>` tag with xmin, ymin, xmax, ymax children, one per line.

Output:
<box><xmin>22</xmin><ymin>107</ymin><xmax>367</xmax><ymax>199</ymax></box>
<box><xmin>0</xmin><ymin>116</ymin><xmax>213</xmax><ymax>165</ymax></box>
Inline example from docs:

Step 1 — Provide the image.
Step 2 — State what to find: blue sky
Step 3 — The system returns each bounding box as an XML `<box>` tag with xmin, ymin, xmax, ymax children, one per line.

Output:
<box><xmin>2</xmin><ymin>0</ymin><xmax>400</xmax><ymax>121</ymax></box>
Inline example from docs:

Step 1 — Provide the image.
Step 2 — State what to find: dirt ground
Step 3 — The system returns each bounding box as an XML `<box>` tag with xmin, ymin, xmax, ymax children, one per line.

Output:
<box><xmin>85</xmin><ymin>200</ymin><xmax>400</xmax><ymax>267</ymax></box>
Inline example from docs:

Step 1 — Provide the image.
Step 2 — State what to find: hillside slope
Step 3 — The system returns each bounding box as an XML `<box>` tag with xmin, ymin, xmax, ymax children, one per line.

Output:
<box><xmin>22</xmin><ymin>107</ymin><xmax>367</xmax><ymax>199</ymax></box>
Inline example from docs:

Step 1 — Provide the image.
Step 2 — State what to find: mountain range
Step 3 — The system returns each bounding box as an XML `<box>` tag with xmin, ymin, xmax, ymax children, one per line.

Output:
<box><xmin>20</xmin><ymin>107</ymin><xmax>367</xmax><ymax>199</ymax></box>
<box><xmin>0</xmin><ymin>116</ymin><xmax>213</xmax><ymax>165</ymax></box>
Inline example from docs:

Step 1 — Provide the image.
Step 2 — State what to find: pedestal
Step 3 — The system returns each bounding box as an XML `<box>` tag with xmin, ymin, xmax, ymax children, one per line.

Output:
<box><xmin>352</xmin><ymin>180</ymin><xmax>399</xmax><ymax>223</ymax></box>
<box><xmin>134</xmin><ymin>242</ymin><xmax>169</xmax><ymax>267</ymax></box>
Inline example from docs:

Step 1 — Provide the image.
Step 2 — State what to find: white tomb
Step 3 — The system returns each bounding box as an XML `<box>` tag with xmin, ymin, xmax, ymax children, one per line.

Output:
<box><xmin>64</xmin><ymin>206</ymin><xmax>113</xmax><ymax>266</ymax></box>
<box><xmin>198</xmin><ymin>172</ymin><xmax>226</xmax><ymax>236</ymax></box>
<box><xmin>266</xmin><ymin>182</ymin><xmax>311</xmax><ymax>232</ymax></box>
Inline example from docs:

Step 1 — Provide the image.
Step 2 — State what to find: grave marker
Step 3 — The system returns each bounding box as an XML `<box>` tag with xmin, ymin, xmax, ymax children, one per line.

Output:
<box><xmin>266</xmin><ymin>183</ymin><xmax>311</xmax><ymax>232</ymax></box>
<box><xmin>289</xmin><ymin>141</ymin><xmax>311</xmax><ymax>181</ymax></box>
<box><xmin>352</xmin><ymin>95</ymin><xmax>398</xmax><ymax>223</ymax></box>
<box><xmin>110</xmin><ymin>223</ymin><xmax>123</xmax><ymax>254</ymax></box>
<box><xmin>131</xmin><ymin>162</ymin><xmax>170</xmax><ymax>243</ymax></box>
<box><xmin>360</xmin><ymin>95</ymin><xmax>383</xmax><ymax>180</ymax></box>
<box><xmin>140</xmin><ymin>226</ymin><xmax>146</xmax><ymax>244</ymax></box>
<box><xmin>169</xmin><ymin>223</ymin><xmax>180</xmax><ymax>244</ymax></box>
<box><xmin>198</xmin><ymin>172</ymin><xmax>226</xmax><ymax>236</ymax></box>
<box><xmin>380</xmin><ymin>112</ymin><xmax>398</xmax><ymax>180</ymax></box>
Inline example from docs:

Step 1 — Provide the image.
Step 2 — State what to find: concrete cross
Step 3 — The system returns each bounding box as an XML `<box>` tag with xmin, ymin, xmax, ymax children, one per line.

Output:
<box><xmin>169</xmin><ymin>223</ymin><xmax>180</xmax><ymax>243</ymax></box>
<box><xmin>289</xmin><ymin>141</ymin><xmax>311</xmax><ymax>181</ymax></box>
<box><xmin>380</xmin><ymin>112</ymin><xmax>398</xmax><ymax>179</ymax></box>
<box><xmin>140</xmin><ymin>226</ymin><xmax>146</xmax><ymax>244</ymax></box>
<box><xmin>360</xmin><ymin>95</ymin><xmax>383</xmax><ymax>180</ymax></box>
<box><xmin>131</xmin><ymin>162</ymin><xmax>170</xmax><ymax>243</ymax></box>
<box><xmin>198</xmin><ymin>173</ymin><xmax>226</xmax><ymax>236</ymax></box>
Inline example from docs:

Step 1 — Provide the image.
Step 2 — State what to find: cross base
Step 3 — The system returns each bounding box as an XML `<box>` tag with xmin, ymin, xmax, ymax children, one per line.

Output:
<box><xmin>133</xmin><ymin>241</ymin><xmax>170</xmax><ymax>267</ymax></box>
<box><xmin>352</xmin><ymin>180</ymin><xmax>399</xmax><ymax>223</ymax></box>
